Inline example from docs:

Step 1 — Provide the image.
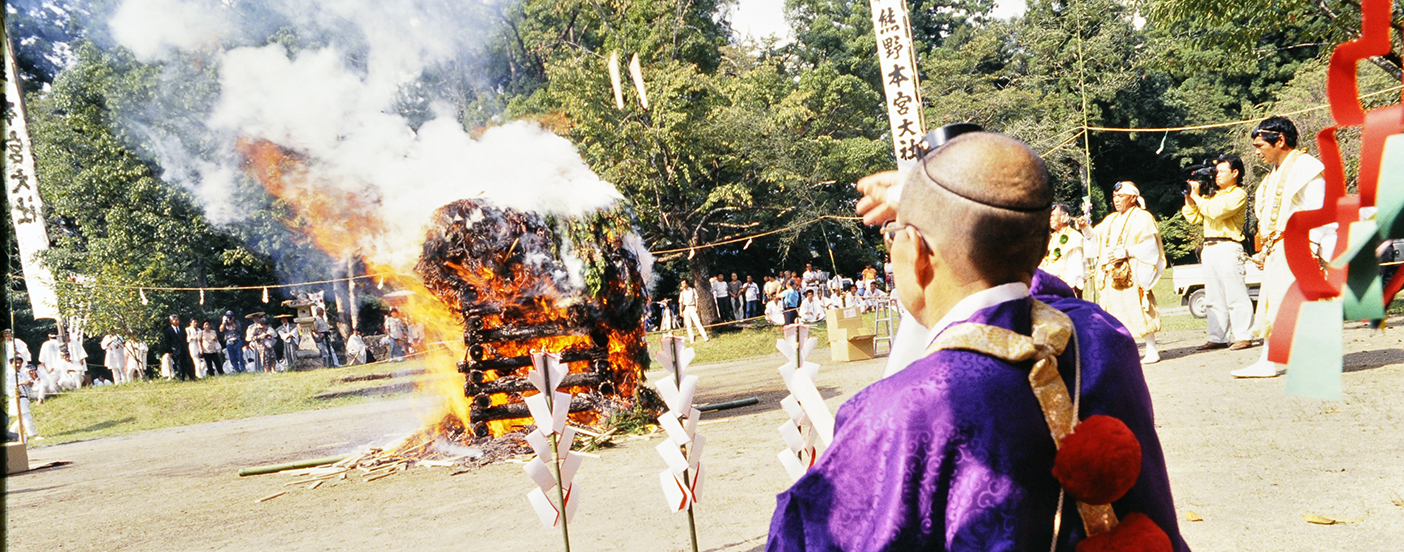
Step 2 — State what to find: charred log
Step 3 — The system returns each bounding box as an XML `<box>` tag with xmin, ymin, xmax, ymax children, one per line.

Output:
<box><xmin>470</xmin><ymin>395</ymin><xmax>600</xmax><ymax>422</ymax></box>
<box><xmin>468</xmin><ymin>321</ymin><xmax>591</xmax><ymax>343</ymax></box>
<box><xmin>464</xmin><ymin>372</ymin><xmax>605</xmax><ymax>396</ymax></box>
<box><xmin>458</xmin><ymin>348</ymin><xmax>608</xmax><ymax>373</ymax></box>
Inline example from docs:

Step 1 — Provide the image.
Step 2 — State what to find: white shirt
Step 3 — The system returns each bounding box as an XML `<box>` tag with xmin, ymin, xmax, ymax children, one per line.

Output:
<box><xmin>882</xmin><ymin>282</ymin><xmax>1032</xmax><ymax>379</ymax></box>
<box><xmin>743</xmin><ymin>282</ymin><xmax>760</xmax><ymax>301</ymax></box>
<box><xmin>800</xmin><ymin>296</ymin><xmax>827</xmax><ymax>322</ymax></box>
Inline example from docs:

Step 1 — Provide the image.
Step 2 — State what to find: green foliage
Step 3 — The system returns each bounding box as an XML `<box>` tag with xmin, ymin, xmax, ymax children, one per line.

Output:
<box><xmin>1158</xmin><ymin>212</ymin><xmax>1202</xmax><ymax>264</ymax></box>
<box><xmin>503</xmin><ymin>0</ymin><xmax>899</xmax><ymax>320</ymax></box>
<box><xmin>28</xmin><ymin>43</ymin><xmax>275</xmax><ymax>344</ymax></box>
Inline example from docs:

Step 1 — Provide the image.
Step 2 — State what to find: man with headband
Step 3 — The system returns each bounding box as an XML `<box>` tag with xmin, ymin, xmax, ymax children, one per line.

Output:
<box><xmin>768</xmin><ymin>129</ymin><xmax>1184</xmax><ymax>550</ymax></box>
<box><xmin>1234</xmin><ymin>116</ymin><xmax>1332</xmax><ymax>378</ymax></box>
<box><xmin>1081</xmin><ymin>181</ymin><xmax>1166</xmax><ymax>364</ymax></box>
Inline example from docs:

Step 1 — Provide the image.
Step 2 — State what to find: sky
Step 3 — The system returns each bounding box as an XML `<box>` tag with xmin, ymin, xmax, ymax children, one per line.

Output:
<box><xmin>729</xmin><ymin>0</ymin><xmax>1028</xmax><ymax>42</ymax></box>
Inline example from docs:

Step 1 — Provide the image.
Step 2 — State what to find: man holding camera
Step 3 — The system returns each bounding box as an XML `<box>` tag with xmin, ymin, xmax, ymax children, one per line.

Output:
<box><xmin>1181</xmin><ymin>154</ymin><xmax>1254</xmax><ymax>351</ymax></box>
<box><xmin>1233</xmin><ymin>116</ymin><xmax>1333</xmax><ymax>378</ymax></box>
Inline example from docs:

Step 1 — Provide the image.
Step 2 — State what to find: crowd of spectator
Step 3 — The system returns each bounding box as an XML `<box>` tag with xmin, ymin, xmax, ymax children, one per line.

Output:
<box><xmin>646</xmin><ymin>262</ymin><xmax>896</xmax><ymax>342</ymax></box>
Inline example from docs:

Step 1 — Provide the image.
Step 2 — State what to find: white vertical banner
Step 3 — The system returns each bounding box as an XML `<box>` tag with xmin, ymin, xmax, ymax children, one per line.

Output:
<box><xmin>869</xmin><ymin>0</ymin><xmax>925</xmax><ymax>171</ymax></box>
<box><xmin>4</xmin><ymin>37</ymin><xmax>61</xmax><ymax>320</ymax></box>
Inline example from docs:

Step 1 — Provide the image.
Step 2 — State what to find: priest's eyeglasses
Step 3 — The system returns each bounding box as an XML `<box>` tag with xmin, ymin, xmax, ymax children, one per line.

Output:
<box><xmin>882</xmin><ymin>221</ymin><xmax>929</xmax><ymax>251</ymax></box>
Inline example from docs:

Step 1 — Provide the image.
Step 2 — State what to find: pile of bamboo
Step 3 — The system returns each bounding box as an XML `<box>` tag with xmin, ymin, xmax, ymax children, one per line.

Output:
<box><xmin>252</xmin><ymin>426</ymin><xmax>620</xmax><ymax>503</ymax></box>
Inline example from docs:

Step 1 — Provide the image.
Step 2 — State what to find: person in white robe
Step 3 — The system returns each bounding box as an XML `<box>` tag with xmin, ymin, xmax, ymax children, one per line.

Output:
<box><xmin>344</xmin><ymin>330</ymin><xmax>368</xmax><ymax>365</ymax></box>
<box><xmin>1081</xmin><ymin>181</ymin><xmax>1166</xmax><ymax>363</ymax></box>
<box><xmin>123</xmin><ymin>340</ymin><xmax>148</xmax><ymax>382</ymax></box>
<box><xmin>5</xmin><ymin>329</ymin><xmax>32</xmax><ymax>400</ymax></box>
<box><xmin>1234</xmin><ymin>117</ymin><xmax>1336</xmax><ymax>378</ymax></box>
<box><xmin>54</xmin><ymin>351</ymin><xmax>86</xmax><ymax>391</ymax></box>
<box><xmin>101</xmin><ymin>333</ymin><xmax>128</xmax><ymax>384</ymax></box>
<box><xmin>1039</xmin><ymin>204</ymin><xmax>1086</xmax><ymax>295</ymax></box>
<box><xmin>187</xmin><ymin>319</ymin><xmax>206</xmax><ymax>378</ymax></box>
<box><xmin>10</xmin><ymin>356</ymin><xmax>40</xmax><ymax>438</ymax></box>
<box><xmin>36</xmin><ymin>334</ymin><xmax>64</xmax><ymax>395</ymax></box>
<box><xmin>765</xmin><ymin>297</ymin><xmax>786</xmax><ymax>325</ymax></box>
<box><xmin>799</xmin><ymin>290</ymin><xmax>827</xmax><ymax>323</ymax></box>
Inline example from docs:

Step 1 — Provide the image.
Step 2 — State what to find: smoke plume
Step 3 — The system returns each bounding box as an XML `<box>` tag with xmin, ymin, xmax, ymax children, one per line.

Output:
<box><xmin>105</xmin><ymin>0</ymin><xmax>637</xmax><ymax>276</ymax></box>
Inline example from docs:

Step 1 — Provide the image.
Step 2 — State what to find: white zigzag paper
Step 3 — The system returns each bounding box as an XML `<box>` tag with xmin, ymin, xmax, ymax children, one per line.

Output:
<box><xmin>653</xmin><ymin>334</ymin><xmax>707</xmax><ymax>512</ymax></box>
<box><xmin>522</xmin><ymin>350</ymin><xmax>581</xmax><ymax>528</ymax></box>
<box><xmin>775</xmin><ymin>323</ymin><xmax>834</xmax><ymax>480</ymax></box>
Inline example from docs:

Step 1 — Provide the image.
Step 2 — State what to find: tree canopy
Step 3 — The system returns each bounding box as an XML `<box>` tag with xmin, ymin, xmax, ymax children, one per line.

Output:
<box><xmin>5</xmin><ymin>0</ymin><xmax>1399</xmax><ymax>337</ymax></box>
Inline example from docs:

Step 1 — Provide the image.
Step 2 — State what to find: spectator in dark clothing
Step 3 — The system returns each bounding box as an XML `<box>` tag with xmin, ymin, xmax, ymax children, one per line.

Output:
<box><xmin>161</xmin><ymin>315</ymin><xmax>194</xmax><ymax>381</ymax></box>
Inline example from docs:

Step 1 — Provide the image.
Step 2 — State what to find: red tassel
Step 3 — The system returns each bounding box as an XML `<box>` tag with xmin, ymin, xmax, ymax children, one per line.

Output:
<box><xmin>1075</xmin><ymin>512</ymin><xmax>1172</xmax><ymax>552</ymax></box>
<box><xmin>1053</xmin><ymin>414</ymin><xmax>1142</xmax><ymax>505</ymax></box>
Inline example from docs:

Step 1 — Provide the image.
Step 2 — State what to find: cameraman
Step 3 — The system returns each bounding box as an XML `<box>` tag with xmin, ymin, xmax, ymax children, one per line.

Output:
<box><xmin>1181</xmin><ymin>154</ymin><xmax>1253</xmax><ymax>351</ymax></box>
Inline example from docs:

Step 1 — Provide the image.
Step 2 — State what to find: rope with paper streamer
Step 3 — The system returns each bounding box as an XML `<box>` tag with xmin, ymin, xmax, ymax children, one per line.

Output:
<box><xmin>1268</xmin><ymin>0</ymin><xmax>1403</xmax><ymax>399</ymax></box>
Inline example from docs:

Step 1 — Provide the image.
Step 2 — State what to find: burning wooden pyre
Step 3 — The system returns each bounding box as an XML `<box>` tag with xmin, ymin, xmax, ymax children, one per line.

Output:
<box><xmin>415</xmin><ymin>199</ymin><xmax>649</xmax><ymax>437</ymax></box>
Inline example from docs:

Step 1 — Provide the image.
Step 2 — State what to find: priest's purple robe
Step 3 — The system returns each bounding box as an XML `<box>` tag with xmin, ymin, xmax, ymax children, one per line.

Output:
<box><xmin>767</xmin><ymin>271</ymin><xmax>1188</xmax><ymax>551</ymax></box>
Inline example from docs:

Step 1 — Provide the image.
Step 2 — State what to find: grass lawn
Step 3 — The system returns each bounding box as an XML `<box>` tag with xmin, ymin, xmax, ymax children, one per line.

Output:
<box><xmin>24</xmin><ymin>360</ymin><xmax>430</xmax><ymax>446</ymax></box>
<box><xmin>25</xmin><ymin>278</ymin><xmax>1214</xmax><ymax>447</ymax></box>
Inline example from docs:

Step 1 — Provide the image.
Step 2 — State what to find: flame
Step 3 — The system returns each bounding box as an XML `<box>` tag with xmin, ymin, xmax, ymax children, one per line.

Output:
<box><xmin>237</xmin><ymin>137</ymin><xmax>645</xmax><ymax>442</ymax></box>
<box><xmin>237</xmin><ymin>138</ymin><xmax>471</xmax><ymax>431</ymax></box>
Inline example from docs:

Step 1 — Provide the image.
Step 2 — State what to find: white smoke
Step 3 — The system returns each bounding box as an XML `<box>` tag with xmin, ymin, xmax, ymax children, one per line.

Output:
<box><xmin>109</xmin><ymin>0</ymin><xmax>233</xmax><ymax>61</ymax></box>
<box><xmin>107</xmin><ymin>0</ymin><xmax>641</xmax><ymax>276</ymax></box>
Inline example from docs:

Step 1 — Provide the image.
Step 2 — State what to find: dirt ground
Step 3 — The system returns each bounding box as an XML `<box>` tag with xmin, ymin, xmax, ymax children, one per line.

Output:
<box><xmin>7</xmin><ymin>322</ymin><xmax>1404</xmax><ymax>551</ymax></box>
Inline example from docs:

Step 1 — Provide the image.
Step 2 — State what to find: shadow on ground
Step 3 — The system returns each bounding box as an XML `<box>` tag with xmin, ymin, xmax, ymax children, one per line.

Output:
<box><xmin>54</xmin><ymin>417</ymin><xmax>136</xmax><ymax>437</ymax></box>
<box><xmin>1344</xmin><ymin>348</ymin><xmax>1404</xmax><ymax>373</ymax></box>
<box><xmin>695</xmin><ymin>386</ymin><xmax>844</xmax><ymax>422</ymax></box>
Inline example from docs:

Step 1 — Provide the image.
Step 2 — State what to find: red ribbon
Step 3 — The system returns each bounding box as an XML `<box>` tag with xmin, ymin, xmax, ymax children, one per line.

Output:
<box><xmin>1272</xmin><ymin>0</ymin><xmax>1401</xmax><ymax>361</ymax></box>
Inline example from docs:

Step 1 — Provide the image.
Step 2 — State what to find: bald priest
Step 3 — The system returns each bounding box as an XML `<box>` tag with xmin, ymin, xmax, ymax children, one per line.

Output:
<box><xmin>767</xmin><ymin>130</ymin><xmax>1186</xmax><ymax>552</ymax></box>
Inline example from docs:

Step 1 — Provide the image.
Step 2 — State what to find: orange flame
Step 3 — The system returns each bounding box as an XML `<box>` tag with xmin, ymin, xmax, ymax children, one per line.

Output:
<box><xmin>237</xmin><ymin>137</ymin><xmax>645</xmax><ymax>440</ymax></box>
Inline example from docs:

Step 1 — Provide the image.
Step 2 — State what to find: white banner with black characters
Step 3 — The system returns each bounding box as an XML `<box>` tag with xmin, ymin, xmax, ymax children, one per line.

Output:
<box><xmin>4</xmin><ymin>37</ymin><xmax>61</xmax><ymax>320</ymax></box>
<box><xmin>869</xmin><ymin>0</ymin><xmax>925</xmax><ymax>171</ymax></box>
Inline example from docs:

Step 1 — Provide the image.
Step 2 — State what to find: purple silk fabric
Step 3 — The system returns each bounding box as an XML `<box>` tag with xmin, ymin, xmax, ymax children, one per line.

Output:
<box><xmin>767</xmin><ymin>271</ymin><xmax>1188</xmax><ymax>551</ymax></box>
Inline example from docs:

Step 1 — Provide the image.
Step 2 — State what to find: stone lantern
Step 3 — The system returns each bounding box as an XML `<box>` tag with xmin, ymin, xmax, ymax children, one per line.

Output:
<box><xmin>281</xmin><ymin>295</ymin><xmax>325</xmax><ymax>370</ymax></box>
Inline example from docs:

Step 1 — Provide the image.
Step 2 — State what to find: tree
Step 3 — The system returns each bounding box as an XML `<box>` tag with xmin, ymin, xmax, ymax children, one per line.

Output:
<box><xmin>502</xmin><ymin>1</ymin><xmax>895</xmax><ymax>323</ymax></box>
<box><xmin>1145</xmin><ymin>0</ymin><xmax>1403</xmax><ymax>78</ymax></box>
<box><xmin>29</xmin><ymin>42</ymin><xmax>275</xmax><ymax>344</ymax></box>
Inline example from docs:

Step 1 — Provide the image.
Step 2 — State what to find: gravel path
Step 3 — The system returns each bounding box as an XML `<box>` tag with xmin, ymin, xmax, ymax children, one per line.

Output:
<box><xmin>6</xmin><ymin>322</ymin><xmax>1403</xmax><ymax>551</ymax></box>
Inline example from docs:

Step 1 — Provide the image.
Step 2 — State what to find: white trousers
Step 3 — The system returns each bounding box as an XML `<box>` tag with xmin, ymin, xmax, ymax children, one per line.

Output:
<box><xmin>9</xmin><ymin>395</ymin><xmax>37</xmax><ymax>437</ymax></box>
<box><xmin>1202</xmin><ymin>241</ymin><xmax>1255</xmax><ymax>343</ymax></box>
<box><xmin>681</xmin><ymin>306</ymin><xmax>707</xmax><ymax>342</ymax></box>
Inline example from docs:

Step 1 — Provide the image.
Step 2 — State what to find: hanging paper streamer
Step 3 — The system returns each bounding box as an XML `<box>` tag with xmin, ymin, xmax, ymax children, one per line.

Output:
<box><xmin>608</xmin><ymin>51</ymin><xmax>624</xmax><ymax>110</ymax></box>
<box><xmin>262</xmin><ymin>287</ymin><xmax>269</xmax><ymax>303</ymax></box>
<box><xmin>653</xmin><ymin>335</ymin><xmax>706</xmax><ymax>551</ymax></box>
<box><xmin>521</xmin><ymin>350</ymin><xmax>582</xmax><ymax>539</ymax></box>
<box><xmin>199</xmin><ymin>289</ymin><xmax>205</xmax><ymax>305</ymax></box>
<box><xmin>774</xmin><ymin>323</ymin><xmax>833</xmax><ymax>481</ymax></box>
<box><xmin>1266</xmin><ymin>0</ymin><xmax>1402</xmax><ymax>386</ymax></box>
<box><xmin>377</xmin><ymin>276</ymin><xmax>384</xmax><ymax>290</ymax></box>
<box><xmin>1286</xmin><ymin>301</ymin><xmax>1345</xmax><ymax>400</ymax></box>
<box><xmin>139</xmin><ymin>288</ymin><xmax>149</xmax><ymax>306</ymax></box>
<box><xmin>628</xmin><ymin>53</ymin><xmax>648</xmax><ymax>110</ymax></box>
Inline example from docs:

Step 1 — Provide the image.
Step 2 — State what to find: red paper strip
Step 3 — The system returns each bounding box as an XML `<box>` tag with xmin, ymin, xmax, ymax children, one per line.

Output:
<box><xmin>1356</xmin><ymin>106</ymin><xmax>1403</xmax><ymax>207</ymax></box>
<box><xmin>1268</xmin><ymin>282</ymin><xmax>1308</xmax><ymax>365</ymax></box>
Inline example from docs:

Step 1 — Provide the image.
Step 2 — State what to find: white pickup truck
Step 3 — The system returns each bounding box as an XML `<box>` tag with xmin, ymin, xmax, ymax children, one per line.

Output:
<box><xmin>1170</xmin><ymin>263</ymin><xmax>1263</xmax><ymax>319</ymax></box>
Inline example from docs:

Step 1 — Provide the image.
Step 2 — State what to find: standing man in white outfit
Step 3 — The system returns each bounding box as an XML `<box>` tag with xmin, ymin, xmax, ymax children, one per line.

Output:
<box><xmin>1233</xmin><ymin>116</ymin><xmax>1335</xmax><ymax>378</ymax></box>
<box><xmin>678</xmin><ymin>279</ymin><xmax>709</xmax><ymax>343</ymax></box>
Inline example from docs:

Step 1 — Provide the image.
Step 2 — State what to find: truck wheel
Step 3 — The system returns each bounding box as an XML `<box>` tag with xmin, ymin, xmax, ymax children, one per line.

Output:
<box><xmin>1188</xmin><ymin>289</ymin><xmax>1208</xmax><ymax>319</ymax></box>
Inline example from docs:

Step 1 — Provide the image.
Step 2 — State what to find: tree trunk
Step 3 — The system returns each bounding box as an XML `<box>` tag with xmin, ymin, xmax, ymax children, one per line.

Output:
<box><xmin>334</xmin><ymin>257</ymin><xmax>357</xmax><ymax>331</ymax></box>
<box><xmin>687</xmin><ymin>254</ymin><xmax>718</xmax><ymax>326</ymax></box>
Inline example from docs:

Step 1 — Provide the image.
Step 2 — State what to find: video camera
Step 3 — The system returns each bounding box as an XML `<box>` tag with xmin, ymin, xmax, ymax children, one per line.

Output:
<box><xmin>1181</xmin><ymin>159</ymin><xmax>1218</xmax><ymax>198</ymax></box>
